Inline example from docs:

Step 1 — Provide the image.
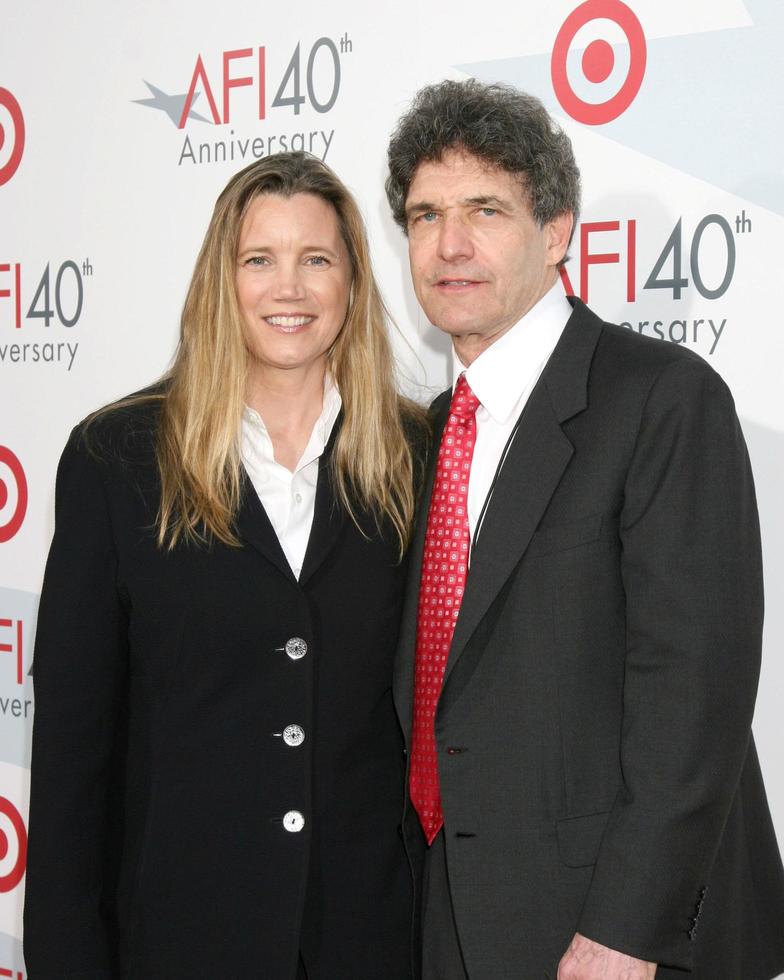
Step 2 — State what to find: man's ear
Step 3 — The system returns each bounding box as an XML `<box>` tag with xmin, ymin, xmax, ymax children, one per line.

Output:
<box><xmin>546</xmin><ymin>211</ymin><xmax>574</xmax><ymax>266</ymax></box>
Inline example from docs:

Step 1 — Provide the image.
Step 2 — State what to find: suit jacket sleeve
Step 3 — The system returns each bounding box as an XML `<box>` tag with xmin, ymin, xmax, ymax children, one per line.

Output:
<box><xmin>576</xmin><ymin>357</ymin><xmax>764</xmax><ymax>969</ymax></box>
<box><xmin>24</xmin><ymin>425</ymin><xmax>128</xmax><ymax>978</ymax></box>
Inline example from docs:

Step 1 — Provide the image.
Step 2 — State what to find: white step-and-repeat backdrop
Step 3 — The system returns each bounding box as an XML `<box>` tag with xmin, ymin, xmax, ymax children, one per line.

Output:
<box><xmin>2</xmin><ymin>1</ymin><xmax>782</xmax><ymax>973</ymax></box>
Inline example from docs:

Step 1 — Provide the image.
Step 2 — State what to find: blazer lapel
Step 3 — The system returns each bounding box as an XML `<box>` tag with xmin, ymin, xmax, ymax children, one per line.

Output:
<box><xmin>298</xmin><ymin>433</ymin><xmax>346</xmax><ymax>586</ymax></box>
<box><xmin>234</xmin><ymin>412</ymin><xmax>346</xmax><ymax>585</ymax></box>
<box><xmin>234</xmin><ymin>473</ymin><xmax>297</xmax><ymax>581</ymax></box>
<box><xmin>393</xmin><ymin>390</ymin><xmax>451</xmax><ymax>744</ymax></box>
<box><xmin>441</xmin><ymin>299</ymin><xmax>603</xmax><ymax>693</ymax></box>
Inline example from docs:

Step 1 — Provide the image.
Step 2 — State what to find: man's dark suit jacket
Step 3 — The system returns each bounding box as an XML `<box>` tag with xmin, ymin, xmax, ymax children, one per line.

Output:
<box><xmin>24</xmin><ymin>401</ymin><xmax>414</xmax><ymax>979</ymax></box>
<box><xmin>394</xmin><ymin>298</ymin><xmax>784</xmax><ymax>979</ymax></box>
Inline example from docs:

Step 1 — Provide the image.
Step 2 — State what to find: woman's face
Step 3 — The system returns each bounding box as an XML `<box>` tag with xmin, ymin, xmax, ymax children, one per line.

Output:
<box><xmin>235</xmin><ymin>192</ymin><xmax>352</xmax><ymax>382</ymax></box>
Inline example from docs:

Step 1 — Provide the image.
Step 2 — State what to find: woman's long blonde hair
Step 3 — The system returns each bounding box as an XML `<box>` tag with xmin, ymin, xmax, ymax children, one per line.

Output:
<box><xmin>111</xmin><ymin>153</ymin><xmax>425</xmax><ymax>556</ymax></box>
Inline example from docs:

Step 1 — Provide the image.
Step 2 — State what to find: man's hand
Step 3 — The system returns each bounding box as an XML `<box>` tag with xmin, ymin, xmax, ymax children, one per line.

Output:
<box><xmin>557</xmin><ymin>933</ymin><xmax>657</xmax><ymax>979</ymax></box>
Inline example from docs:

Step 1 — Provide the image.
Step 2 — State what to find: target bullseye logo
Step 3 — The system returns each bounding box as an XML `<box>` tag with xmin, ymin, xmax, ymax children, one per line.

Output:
<box><xmin>0</xmin><ymin>796</ymin><xmax>27</xmax><ymax>893</ymax></box>
<box><xmin>0</xmin><ymin>88</ymin><xmax>25</xmax><ymax>186</ymax></box>
<box><xmin>551</xmin><ymin>0</ymin><xmax>646</xmax><ymax>125</ymax></box>
<box><xmin>0</xmin><ymin>447</ymin><xmax>28</xmax><ymax>543</ymax></box>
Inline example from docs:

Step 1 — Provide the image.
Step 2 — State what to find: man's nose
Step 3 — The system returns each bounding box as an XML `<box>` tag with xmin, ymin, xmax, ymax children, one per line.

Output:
<box><xmin>437</xmin><ymin>214</ymin><xmax>475</xmax><ymax>262</ymax></box>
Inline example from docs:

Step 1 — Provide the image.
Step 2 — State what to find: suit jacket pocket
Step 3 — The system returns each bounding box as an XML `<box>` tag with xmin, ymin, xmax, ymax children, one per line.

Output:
<box><xmin>526</xmin><ymin>514</ymin><xmax>603</xmax><ymax>559</ymax></box>
<box><xmin>556</xmin><ymin>810</ymin><xmax>611</xmax><ymax>867</ymax></box>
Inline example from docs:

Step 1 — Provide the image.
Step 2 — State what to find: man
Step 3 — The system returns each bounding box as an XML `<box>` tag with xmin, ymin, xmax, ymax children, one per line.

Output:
<box><xmin>386</xmin><ymin>79</ymin><xmax>784</xmax><ymax>980</ymax></box>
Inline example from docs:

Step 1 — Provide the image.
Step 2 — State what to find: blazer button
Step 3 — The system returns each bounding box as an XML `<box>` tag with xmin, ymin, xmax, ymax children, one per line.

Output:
<box><xmin>283</xmin><ymin>724</ymin><xmax>305</xmax><ymax>747</ymax></box>
<box><xmin>283</xmin><ymin>810</ymin><xmax>305</xmax><ymax>833</ymax></box>
<box><xmin>285</xmin><ymin>637</ymin><xmax>308</xmax><ymax>660</ymax></box>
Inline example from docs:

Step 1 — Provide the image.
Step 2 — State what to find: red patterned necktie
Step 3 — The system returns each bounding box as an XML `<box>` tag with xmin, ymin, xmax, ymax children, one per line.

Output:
<box><xmin>410</xmin><ymin>373</ymin><xmax>480</xmax><ymax>845</ymax></box>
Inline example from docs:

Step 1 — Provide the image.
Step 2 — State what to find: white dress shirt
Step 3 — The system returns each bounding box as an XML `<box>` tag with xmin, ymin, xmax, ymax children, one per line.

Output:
<box><xmin>241</xmin><ymin>376</ymin><xmax>342</xmax><ymax>579</ymax></box>
<box><xmin>452</xmin><ymin>281</ymin><xmax>573</xmax><ymax>543</ymax></box>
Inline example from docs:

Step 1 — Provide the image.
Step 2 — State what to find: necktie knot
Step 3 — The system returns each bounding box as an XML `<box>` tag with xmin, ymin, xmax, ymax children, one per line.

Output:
<box><xmin>450</xmin><ymin>374</ymin><xmax>480</xmax><ymax>422</ymax></box>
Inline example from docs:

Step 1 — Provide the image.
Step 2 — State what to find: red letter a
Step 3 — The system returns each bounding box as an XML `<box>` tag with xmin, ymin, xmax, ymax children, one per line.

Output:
<box><xmin>179</xmin><ymin>55</ymin><xmax>221</xmax><ymax>129</ymax></box>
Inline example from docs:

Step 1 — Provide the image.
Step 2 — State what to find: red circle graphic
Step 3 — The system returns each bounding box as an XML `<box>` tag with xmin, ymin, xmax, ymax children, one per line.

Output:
<box><xmin>0</xmin><ymin>797</ymin><xmax>27</xmax><ymax>893</ymax></box>
<box><xmin>551</xmin><ymin>0</ymin><xmax>647</xmax><ymax>125</ymax></box>
<box><xmin>0</xmin><ymin>88</ymin><xmax>26</xmax><ymax>186</ymax></box>
<box><xmin>0</xmin><ymin>446</ymin><xmax>28</xmax><ymax>543</ymax></box>
<box><xmin>582</xmin><ymin>39</ymin><xmax>615</xmax><ymax>83</ymax></box>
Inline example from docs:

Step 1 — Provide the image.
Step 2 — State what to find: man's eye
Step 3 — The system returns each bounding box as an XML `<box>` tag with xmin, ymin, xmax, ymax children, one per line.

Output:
<box><xmin>422</xmin><ymin>211</ymin><xmax>438</xmax><ymax>222</ymax></box>
<box><xmin>480</xmin><ymin>207</ymin><xmax>497</xmax><ymax>217</ymax></box>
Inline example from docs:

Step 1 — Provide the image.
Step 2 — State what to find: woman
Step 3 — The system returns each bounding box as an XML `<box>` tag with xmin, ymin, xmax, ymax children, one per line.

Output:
<box><xmin>24</xmin><ymin>153</ymin><xmax>427</xmax><ymax>979</ymax></box>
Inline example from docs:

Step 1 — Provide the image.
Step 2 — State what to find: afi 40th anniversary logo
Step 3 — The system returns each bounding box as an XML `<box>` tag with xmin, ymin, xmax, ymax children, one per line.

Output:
<box><xmin>135</xmin><ymin>34</ymin><xmax>352</xmax><ymax>166</ymax></box>
<box><xmin>0</xmin><ymin>260</ymin><xmax>91</xmax><ymax>372</ymax></box>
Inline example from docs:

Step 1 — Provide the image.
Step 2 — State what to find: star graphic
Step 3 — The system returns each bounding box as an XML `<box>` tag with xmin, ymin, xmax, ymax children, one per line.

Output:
<box><xmin>132</xmin><ymin>81</ymin><xmax>212</xmax><ymax>127</ymax></box>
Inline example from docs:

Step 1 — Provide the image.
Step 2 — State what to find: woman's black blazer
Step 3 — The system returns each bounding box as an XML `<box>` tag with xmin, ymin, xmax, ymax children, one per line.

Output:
<box><xmin>23</xmin><ymin>400</ymin><xmax>414</xmax><ymax>979</ymax></box>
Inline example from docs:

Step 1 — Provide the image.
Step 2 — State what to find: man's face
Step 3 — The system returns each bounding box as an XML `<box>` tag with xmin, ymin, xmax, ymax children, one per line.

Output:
<box><xmin>405</xmin><ymin>149</ymin><xmax>572</xmax><ymax>362</ymax></box>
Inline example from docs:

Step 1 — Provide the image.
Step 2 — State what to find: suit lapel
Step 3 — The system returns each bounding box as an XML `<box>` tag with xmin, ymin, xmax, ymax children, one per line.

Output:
<box><xmin>298</xmin><ymin>436</ymin><xmax>346</xmax><ymax>586</ymax></box>
<box><xmin>439</xmin><ymin>299</ymin><xmax>604</xmax><ymax>697</ymax></box>
<box><xmin>234</xmin><ymin>473</ymin><xmax>297</xmax><ymax>581</ymax></box>
<box><xmin>393</xmin><ymin>390</ymin><xmax>451</xmax><ymax>743</ymax></box>
<box><xmin>440</xmin><ymin>379</ymin><xmax>572</xmax><ymax>693</ymax></box>
<box><xmin>234</xmin><ymin>413</ymin><xmax>346</xmax><ymax>585</ymax></box>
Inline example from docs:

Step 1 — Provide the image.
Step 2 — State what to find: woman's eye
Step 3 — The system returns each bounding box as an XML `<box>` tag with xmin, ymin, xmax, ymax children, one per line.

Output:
<box><xmin>307</xmin><ymin>255</ymin><xmax>329</xmax><ymax>266</ymax></box>
<box><xmin>245</xmin><ymin>255</ymin><xmax>268</xmax><ymax>266</ymax></box>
